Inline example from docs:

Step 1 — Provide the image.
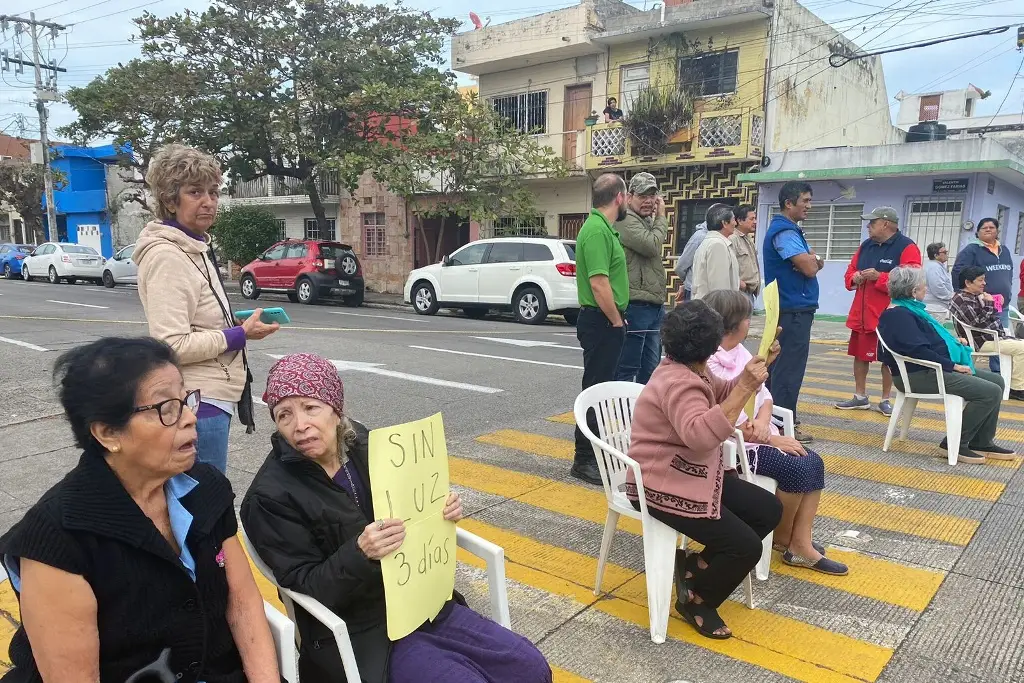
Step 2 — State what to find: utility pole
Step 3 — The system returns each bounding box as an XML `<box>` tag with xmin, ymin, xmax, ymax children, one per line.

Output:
<box><xmin>0</xmin><ymin>13</ymin><xmax>67</xmax><ymax>240</ymax></box>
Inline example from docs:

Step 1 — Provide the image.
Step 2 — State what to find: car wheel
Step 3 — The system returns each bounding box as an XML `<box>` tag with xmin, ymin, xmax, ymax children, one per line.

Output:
<box><xmin>340</xmin><ymin>255</ymin><xmax>359</xmax><ymax>276</ymax></box>
<box><xmin>412</xmin><ymin>282</ymin><xmax>439</xmax><ymax>315</ymax></box>
<box><xmin>48</xmin><ymin>266</ymin><xmax>59</xmax><ymax>284</ymax></box>
<box><xmin>102</xmin><ymin>271</ymin><xmax>116</xmax><ymax>288</ymax></box>
<box><xmin>563</xmin><ymin>310</ymin><xmax>579</xmax><ymax>326</ymax></box>
<box><xmin>287</xmin><ymin>292</ymin><xmax>299</xmax><ymax>303</ymax></box>
<box><xmin>343</xmin><ymin>289</ymin><xmax>364</xmax><ymax>308</ymax></box>
<box><xmin>240</xmin><ymin>274</ymin><xmax>260</xmax><ymax>300</ymax></box>
<box><xmin>514</xmin><ymin>286</ymin><xmax>548</xmax><ymax>325</ymax></box>
<box><xmin>296</xmin><ymin>277</ymin><xmax>319</xmax><ymax>304</ymax></box>
<box><xmin>21</xmin><ymin>265</ymin><xmax>29</xmax><ymax>281</ymax></box>
<box><xmin>3</xmin><ymin>264</ymin><xmax>11</xmax><ymax>280</ymax></box>
<box><xmin>463</xmin><ymin>308</ymin><xmax>488</xmax><ymax>319</ymax></box>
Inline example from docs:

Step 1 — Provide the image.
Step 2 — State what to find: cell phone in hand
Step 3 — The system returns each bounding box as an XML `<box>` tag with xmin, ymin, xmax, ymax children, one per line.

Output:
<box><xmin>235</xmin><ymin>307</ymin><xmax>291</xmax><ymax>325</ymax></box>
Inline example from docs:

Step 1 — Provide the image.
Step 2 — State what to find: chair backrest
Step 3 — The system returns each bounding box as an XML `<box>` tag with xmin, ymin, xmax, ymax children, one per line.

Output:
<box><xmin>876</xmin><ymin>326</ymin><xmax>948</xmax><ymax>397</ymax></box>
<box><xmin>573</xmin><ymin>381</ymin><xmax>644</xmax><ymax>504</ymax></box>
<box><xmin>876</xmin><ymin>327</ymin><xmax>916</xmax><ymax>392</ymax></box>
<box><xmin>951</xmin><ymin>314</ymin><xmax>995</xmax><ymax>353</ymax></box>
<box><xmin>240</xmin><ymin>527</ymin><xmax>302</xmax><ymax>634</ymax></box>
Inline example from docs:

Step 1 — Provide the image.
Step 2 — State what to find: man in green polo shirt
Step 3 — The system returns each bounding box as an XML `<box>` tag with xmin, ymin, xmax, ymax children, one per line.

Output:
<box><xmin>572</xmin><ymin>173</ymin><xmax>630</xmax><ymax>485</ymax></box>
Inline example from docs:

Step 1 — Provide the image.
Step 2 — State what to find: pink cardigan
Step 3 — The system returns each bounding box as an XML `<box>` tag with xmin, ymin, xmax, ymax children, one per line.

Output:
<box><xmin>625</xmin><ymin>358</ymin><xmax>739</xmax><ymax>519</ymax></box>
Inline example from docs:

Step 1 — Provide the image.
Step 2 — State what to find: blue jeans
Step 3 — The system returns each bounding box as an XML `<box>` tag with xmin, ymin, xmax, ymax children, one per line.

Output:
<box><xmin>196</xmin><ymin>410</ymin><xmax>232</xmax><ymax>473</ymax></box>
<box><xmin>615</xmin><ymin>302</ymin><xmax>665</xmax><ymax>384</ymax></box>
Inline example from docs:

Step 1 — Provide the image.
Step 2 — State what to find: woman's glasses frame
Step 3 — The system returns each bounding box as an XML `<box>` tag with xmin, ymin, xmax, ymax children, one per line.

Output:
<box><xmin>132</xmin><ymin>389</ymin><xmax>202</xmax><ymax>427</ymax></box>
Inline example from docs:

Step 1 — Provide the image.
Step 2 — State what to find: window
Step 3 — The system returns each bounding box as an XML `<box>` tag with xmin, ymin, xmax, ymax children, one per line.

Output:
<box><xmin>919</xmin><ymin>95</ymin><xmax>940</xmax><ymax>122</ymax></box>
<box><xmin>264</xmin><ymin>244</ymin><xmax>287</xmax><ymax>261</ymax></box>
<box><xmin>1016</xmin><ymin>212</ymin><xmax>1024</xmax><ymax>255</ymax></box>
<box><xmin>63</xmin><ymin>245</ymin><xmax>98</xmax><ymax>255</ymax></box>
<box><xmin>486</xmin><ymin>242</ymin><xmax>523</xmax><ymax>263</ymax></box>
<box><xmin>449</xmin><ymin>243</ymin><xmax>489</xmax><ymax>266</ymax></box>
<box><xmin>119</xmin><ymin>245</ymin><xmax>135</xmax><ymax>260</ymax></box>
<box><xmin>679</xmin><ymin>50</ymin><xmax>739</xmax><ymax>97</ymax></box>
<box><xmin>770</xmin><ymin>203</ymin><xmax>863</xmax><ymax>261</ymax></box>
<box><xmin>998</xmin><ymin>205</ymin><xmax>1009</xmax><ymax>242</ymax></box>
<box><xmin>965</xmin><ymin>98</ymin><xmax>975</xmax><ymax>117</ymax></box>
<box><xmin>620</xmin><ymin>65</ymin><xmax>650</xmax><ymax>116</ymax></box>
<box><xmin>558</xmin><ymin>213</ymin><xmax>587</xmax><ymax>240</ymax></box>
<box><xmin>491</xmin><ymin>92</ymin><xmax>547</xmax><ymax>134</ymax></box>
<box><xmin>903</xmin><ymin>196</ymin><xmax>965</xmax><ymax>265</ymax></box>
<box><xmin>493</xmin><ymin>216</ymin><xmax>546</xmax><ymax>238</ymax></box>
<box><xmin>362</xmin><ymin>212</ymin><xmax>387</xmax><ymax>257</ymax></box>
<box><xmin>275</xmin><ymin>219</ymin><xmax>286</xmax><ymax>240</ymax></box>
<box><xmin>523</xmin><ymin>243</ymin><xmax>554</xmax><ymax>261</ymax></box>
<box><xmin>304</xmin><ymin>218</ymin><xmax>336</xmax><ymax>241</ymax></box>
<box><xmin>284</xmin><ymin>243</ymin><xmax>308</xmax><ymax>259</ymax></box>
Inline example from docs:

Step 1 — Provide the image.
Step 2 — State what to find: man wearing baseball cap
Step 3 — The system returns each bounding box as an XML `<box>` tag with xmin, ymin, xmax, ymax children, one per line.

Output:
<box><xmin>835</xmin><ymin>207</ymin><xmax>921</xmax><ymax>415</ymax></box>
<box><xmin>615</xmin><ymin>172</ymin><xmax>669</xmax><ymax>384</ymax></box>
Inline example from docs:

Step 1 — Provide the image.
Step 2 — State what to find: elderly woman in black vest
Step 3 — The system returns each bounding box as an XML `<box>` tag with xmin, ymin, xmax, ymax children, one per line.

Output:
<box><xmin>0</xmin><ymin>337</ymin><xmax>279</xmax><ymax>683</ymax></box>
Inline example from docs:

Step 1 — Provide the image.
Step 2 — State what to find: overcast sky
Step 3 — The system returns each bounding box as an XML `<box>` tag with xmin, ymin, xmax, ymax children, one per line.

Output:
<box><xmin>1</xmin><ymin>0</ymin><xmax>1022</xmax><ymax>141</ymax></box>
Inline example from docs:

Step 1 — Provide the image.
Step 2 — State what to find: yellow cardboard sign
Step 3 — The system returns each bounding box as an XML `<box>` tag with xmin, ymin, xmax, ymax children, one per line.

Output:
<box><xmin>746</xmin><ymin>281</ymin><xmax>780</xmax><ymax>420</ymax></box>
<box><xmin>369</xmin><ymin>413</ymin><xmax>456</xmax><ymax>641</ymax></box>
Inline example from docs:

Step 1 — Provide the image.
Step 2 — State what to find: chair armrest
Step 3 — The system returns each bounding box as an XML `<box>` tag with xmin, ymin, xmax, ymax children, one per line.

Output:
<box><xmin>281</xmin><ymin>588</ymin><xmax>361</xmax><ymax>683</ymax></box>
<box><xmin>263</xmin><ymin>602</ymin><xmax>298</xmax><ymax>683</ymax></box>
<box><xmin>456</xmin><ymin>527</ymin><xmax>511</xmax><ymax>628</ymax></box>
<box><xmin>771</xmin><ymin>406</ymin><xmax>795</xmax><ymax>438</ymax></box>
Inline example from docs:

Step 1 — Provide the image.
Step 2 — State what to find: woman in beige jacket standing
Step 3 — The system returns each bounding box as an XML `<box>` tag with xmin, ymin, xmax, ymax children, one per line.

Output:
<box><xmin>135</xmin><ymin>144</ymin><xmax>278</xmax><ymax>472</ymax></box>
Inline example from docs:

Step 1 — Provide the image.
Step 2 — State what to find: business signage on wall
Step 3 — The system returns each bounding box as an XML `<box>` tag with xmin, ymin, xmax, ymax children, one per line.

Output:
<box><xmin>932</xmin><ymin>178</ymin><xmax>969</xmax><ymax>193</ymax></box>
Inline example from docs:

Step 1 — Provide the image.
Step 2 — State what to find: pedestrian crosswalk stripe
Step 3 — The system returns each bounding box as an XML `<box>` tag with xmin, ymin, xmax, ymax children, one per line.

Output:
<box><xmin>451</xmin><ymin>456</ymin><xmax>945</xmax><ymax>611</ymax></box>
<box><xmin>457</xmin><ymin>518</ymin><xmax>893</xmax><ymax>683</ymax></box>
<box><xmin>476</xmin><ymin>430</ymin><xmax>981</xmax><ymax>544</ymax></box>
<box><xmin>818</xmin><ymin>453</ymin><xmax>1004</xmax><ymax>501</ymax></box>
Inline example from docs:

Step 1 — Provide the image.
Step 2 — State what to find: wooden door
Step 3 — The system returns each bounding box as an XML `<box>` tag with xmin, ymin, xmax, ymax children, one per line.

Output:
<box><xmin>563</xmin><ymin>84</ymin><xmax>592</xmax><ymax>165</ymax></box>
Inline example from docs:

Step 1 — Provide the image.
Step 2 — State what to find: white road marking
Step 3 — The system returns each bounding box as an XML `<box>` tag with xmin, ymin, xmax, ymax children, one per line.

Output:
<box><xmin>267</xmin><ymin>354</ymin><xmax>502</xmax><ymax>394</ymax></box>
<box><xmin>473</xmin><ymin>336</ymin><xmax>579</xmax><ymax>350</ymax></box>
<box><xmin>552</xmin><ymin>333</ymin><xmax>577</xmax><ymax>337</ymax></box>
<box><xmin>409</xmin><ymin>345</ymin><xmax>583</xmax><ymax>370</ymax></box>
<box><xmin>46</xmin><ymin>300</ymin><xmax>109</xmax><ymax>309</ymax></box>
<box><xmin>0</xmin><ymin>336</ymin><xmax>49</xmax><ymax>352</ymax></box>
<box><xmin>332</xmin><ymin>311</ymin><xmax>430</xmax><ymax>324</ymax></box>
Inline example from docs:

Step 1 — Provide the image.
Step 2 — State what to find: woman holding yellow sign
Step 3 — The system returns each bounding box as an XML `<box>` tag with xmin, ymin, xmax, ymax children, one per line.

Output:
<box><xmin>241</xmin><ymin>353</ymin><xmax>551</xmax><ymax>683</ymax></box>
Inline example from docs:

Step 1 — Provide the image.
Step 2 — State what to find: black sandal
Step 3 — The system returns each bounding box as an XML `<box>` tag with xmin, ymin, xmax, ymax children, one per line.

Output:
<box><xmin>680</xmin><ymin>599</ymin><xmax>732</xmax><ymax>640</ymax></box>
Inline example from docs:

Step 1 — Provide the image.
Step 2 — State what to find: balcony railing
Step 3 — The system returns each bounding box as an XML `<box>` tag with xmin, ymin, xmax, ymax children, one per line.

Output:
<box><xmin>229</xmin><ymin>173</ymin><xmax>341</xmax><ymax>199</ymax></box>
<box><xmin>585</xmin><ymin>108</ymin><xmax>765</xmax><ymax>171</ymax></box>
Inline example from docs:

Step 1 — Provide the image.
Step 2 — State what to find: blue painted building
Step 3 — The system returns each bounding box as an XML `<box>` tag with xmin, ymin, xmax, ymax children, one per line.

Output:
<box><xmin>42</xmin><ymin>143</ymin><xmax>129</xmax><ymax>258</ymax></box>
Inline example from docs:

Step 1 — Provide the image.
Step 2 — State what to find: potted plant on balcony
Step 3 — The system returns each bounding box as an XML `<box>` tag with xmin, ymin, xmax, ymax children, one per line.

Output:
<box><xmin>621</xmin><ymin>84</ymin><xmax>695</xmax><ymax>157</ymax></box>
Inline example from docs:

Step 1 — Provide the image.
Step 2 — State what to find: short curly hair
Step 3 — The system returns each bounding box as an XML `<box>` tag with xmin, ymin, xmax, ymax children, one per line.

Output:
<box><xmin>662</xmin><ymin>300</ymin><xmax>724</xmax><ymax>365</ymax></box>
<box><xmin>145</xmin><ymin>144</ymin><xmax>222</xmax><ymax>220</ymax></box>
<box><xmin>702</xmin><ymin>289</ymin><xmax>751</xmax><ymax>335</ymax></box>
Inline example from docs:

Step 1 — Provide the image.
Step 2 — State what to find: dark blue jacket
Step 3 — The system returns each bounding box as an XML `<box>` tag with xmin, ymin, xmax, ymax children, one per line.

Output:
<box><xmin>763</xmin><ymin>214</ymin><xmax>819</xmax><ymax>312</ymax></box>
<box><xmin>950</xmin><ymin>241</ymin><xmax>1014</xmax><ymax>301</ymax></box>
<box><xmin>877</xmin><ymin>306</ymin><xmax>955</xmax><ymax>374</ymax></box>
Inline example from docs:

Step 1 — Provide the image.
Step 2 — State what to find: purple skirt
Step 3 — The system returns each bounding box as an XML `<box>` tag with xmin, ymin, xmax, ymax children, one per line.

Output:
<box><xmin>387</xmin><ymin>602</ymin><xmax>551</xmax><ymax>683</ymax></box>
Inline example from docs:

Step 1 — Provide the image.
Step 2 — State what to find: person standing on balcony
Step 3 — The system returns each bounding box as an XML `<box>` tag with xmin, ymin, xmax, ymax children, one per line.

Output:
<box><xmin>603</xmin><ymin>97</ymin><xmax>623</xmax><ymax>122</ymax></box>
<box><xmin>614</xmin><ymin>172</ymin><xmax>669</xmax><ymax>385</ymax></box>
<box><xmin>675</xmin><ymin>203</ymin><xmax>726</xmax><ymax>302</ymax></box>
<box><xmin>730</xmin><ymin>204</ymin><xmax>761</xmax><ymax>308</ymax></box>
<box><xmin>572</xmin><ymin>173</ymin><xmax>630</xmax><ymax>486</ymax></box>
<box><xmin>691</xmin><ymin>205</ymin><xmax>740</xmax><ymax>300</ymax></box>
<box><xmin>834</xmin><ymin>207</ymin><xmax>921</xmax><ymax>417</ymax></box>
<box><xmin>763</xmin><ymin>181</ymin><xmax>821</xmax><ymax>444</ymax></box>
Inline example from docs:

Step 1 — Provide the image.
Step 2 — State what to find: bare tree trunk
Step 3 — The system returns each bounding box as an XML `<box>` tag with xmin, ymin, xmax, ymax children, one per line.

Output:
<box><xmin>433</xmin><ymin>215</ymin><xmax>447</xmax><ymax>263</ymax></box>
<box><xmin>417</xmin><ymin>215</ymin><xmax>431</xmax><ymax>268</ymax></box>
<box><xmin>307</xmin><ymin>177</ymin><xmax>330</xmax><ymax>239</ymax></box>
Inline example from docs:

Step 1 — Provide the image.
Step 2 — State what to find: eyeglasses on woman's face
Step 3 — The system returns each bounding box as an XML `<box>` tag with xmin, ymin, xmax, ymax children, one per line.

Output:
<box><xmin>132</xmin><ymin>389</ymin><xmax>201</xmax><ymax>427</ymax></box>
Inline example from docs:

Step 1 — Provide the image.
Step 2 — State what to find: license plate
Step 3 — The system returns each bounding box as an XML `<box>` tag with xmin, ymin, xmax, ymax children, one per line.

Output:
<box><xmin>338</xmin><ymin>279</ymin><xmax>349</xmax><ymax>286</ymax></box>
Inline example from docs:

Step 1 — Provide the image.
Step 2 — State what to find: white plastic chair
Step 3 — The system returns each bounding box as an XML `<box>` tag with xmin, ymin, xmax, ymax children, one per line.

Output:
<box><xmin>878</xmin><ymin>328</ymin><xmax>964</xmax><ymax>466</ymax></box>
<box><xmin>242</xmin><ymin>525</ymin><xmax>511</xmax><ymax>682</ymax></box>
<box><xmin>1007</xmin><ymin>305</ymin><xmax>1023</xmax><ymax>337</ymax></box>
<box><xmin>952</xmin><ymin>314</ymin><xmax>1011</xmax><ymax>400</ymax></box>
<box><xmin>574</xmin><ymin>381</ymin><xmax>758</xmax><ymax>645</ymax></box>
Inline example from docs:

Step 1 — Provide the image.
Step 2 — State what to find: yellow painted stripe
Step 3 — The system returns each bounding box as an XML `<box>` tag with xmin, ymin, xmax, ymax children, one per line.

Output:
<box><xmin>452</xmin><ymin>456</ymin><xmax>945</xmax><ymax>611</ymax></box>
<box><xmin>479</xmin><ymin>429</ymin><xmax>575</xmax><ymax>458</ymax></box>
<box><xmin>819</xmin><ymin>453</ymin><xmax>1004</xmax><ymax>502</ymax></box>
<box><xmin>552</xmin><ymin>667</ymin><xmax>592</xmax><ymax>683</ymax></box>
<box><xmin>458</xmin><ymin>518</ymin><xmax>892</xmax><ymax>683</ymax></box>
<box><xmin>548</xmin><ymin>411</ymin><xmax>577</xmax><ymax>425</ymax></box>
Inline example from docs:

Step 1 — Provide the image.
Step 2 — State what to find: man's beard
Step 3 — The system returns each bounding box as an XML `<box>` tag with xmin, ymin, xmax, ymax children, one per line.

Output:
<box><xmin>617</xmin><ymin>204</ymin><xmax>628</xmax><ymax>221</ymax></box>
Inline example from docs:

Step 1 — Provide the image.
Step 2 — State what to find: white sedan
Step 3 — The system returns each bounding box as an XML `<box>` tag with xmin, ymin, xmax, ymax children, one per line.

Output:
<box><xmin>101</xmin><ymin>243</ymin><xmax>138</xmax><ymax>287</ymax></box>
<box><xmin>22</xmin><ymin>242</ymin><xmax>105</xmax><ymax>284</ymax></box>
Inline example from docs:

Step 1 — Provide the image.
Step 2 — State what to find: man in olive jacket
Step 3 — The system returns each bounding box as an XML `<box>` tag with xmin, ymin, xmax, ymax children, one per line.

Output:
<box><xmin>615</xmin><ymin>172</ymin><xmax>669</xmax><ymax>384</ymax></box>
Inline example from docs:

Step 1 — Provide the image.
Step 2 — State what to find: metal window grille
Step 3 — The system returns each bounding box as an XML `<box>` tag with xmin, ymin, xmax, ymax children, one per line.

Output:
<box><xmin>490</xmin><ymin>91</ymin><xmax>547</xmax><ymax>134</ymax></box>
<box><xmin>678</xmin><ymin>50</ymin><xmax>739</xmax><ymax>97</ymax></box>
<box><xmin>274</xmin><ymin>219</ymin><xmax>286</xmax><ymax>241</ymax></box>
<box><xmin>591</xmin><ymin>126</ymin><xmax>627</xmax><ymax>156</ymax></box>
<box><xmin>304</xmin><ymin>218</ymin><xmax>336</xmax><ymax>241</ymax></box>
<box><xmin>1016</xmin><ymin>212</ymin><xmax>1024</xmax><ymax>255</ymax></box>
<box><xmin>698</xmin><ymin>115</ymin><xmax>742</xmax><ymax>148</ymax></box>
<box><xmin>492</xmin><ymin>216</ymin><xmax>547</xmax><ymax>238</ymax></box>
<box><xmin>903</xmin><ymin>196</ymin><xmax>964</xmax><ymax>266</ymax></box>
<box><xmin>362</xmin><ymin>212</ymin><xmax>387</xmax><ymax>257</ymax></box>
<box><xmin>770</xmin><ymin>203</ymin><xmax>864</xmax><ymax>261</ymax></box>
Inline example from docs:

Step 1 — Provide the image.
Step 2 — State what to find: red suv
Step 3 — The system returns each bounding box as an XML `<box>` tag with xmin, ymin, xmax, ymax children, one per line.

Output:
<box><xmin>239</xmin><ymin>239</ymin><xmax>364</xmax><ymax>306</ymax></box>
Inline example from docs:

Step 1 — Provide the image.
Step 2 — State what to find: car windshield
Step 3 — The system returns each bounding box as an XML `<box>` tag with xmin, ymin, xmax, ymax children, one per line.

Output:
<box><xmin>318</xmin><ymin>244</ymin><xmax>351</xmax><ymax>260</ymax></box>
<box><xmin>63</xmin><ymin>246</ymin><xmax>98</xmax><ymax>255</ymax></box>
<box><xmin>561</xmin><ymin>241</ymin><xmax>576</xmax><ymax>261</ymax></box>
<box><xmin>16</xmin><ymin>245</ymin><xmax>33</xmax><ymax>253</ymax></box>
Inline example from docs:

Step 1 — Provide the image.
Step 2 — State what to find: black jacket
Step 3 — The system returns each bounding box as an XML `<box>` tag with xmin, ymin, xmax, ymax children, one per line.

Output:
<box><xmin>0</xmin><ymin>455</ymin><xmax>243</xmax><ymax>683</ymax></box>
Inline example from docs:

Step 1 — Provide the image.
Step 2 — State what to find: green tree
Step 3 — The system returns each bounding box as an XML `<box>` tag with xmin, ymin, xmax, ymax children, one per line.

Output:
<box><xmin>212</xmin><ymin>206</ymin><xmax>282</xmax><ymax>267</ymax></box>
<box><xmin>0</xmin><ymin>161</ymin><xmax>60</xmax><ymax>244</ymax></box>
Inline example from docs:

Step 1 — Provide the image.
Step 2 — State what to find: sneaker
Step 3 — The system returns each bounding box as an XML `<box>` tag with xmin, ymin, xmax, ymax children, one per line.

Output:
<box><xmin>794</xmin><ymin>427</ymin><xmax>814</xmax><ymax>444</ymax></box>
<box><xmin>970</xmin><ymin>443</ymin><xmax>1017</xmax><ymax>461</ymax></box>
<box><xmin>939</xmin><ymin>438</ymin><xmax>985</xmax><ymax>464</ymax></box>
<box><xmin>834</xmin><ymin>395</ymin><xmax>870</xmax><ymax>410</ymax></box>
<box><xmin>877</xmin><ymin>399</ymin><xmax>893</xmax><ymax>417</ymax></box>
<box><xmin>1009</xmin><ymin>389</ymin><xmax>1024</xmax><ymax>401</ymax></box>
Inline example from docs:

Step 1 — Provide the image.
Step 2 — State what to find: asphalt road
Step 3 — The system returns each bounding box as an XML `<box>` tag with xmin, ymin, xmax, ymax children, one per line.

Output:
<box><xmin>2</xmin><ymin>276</ymin><xmax>1024</xmax><ymax>683</ymax></box>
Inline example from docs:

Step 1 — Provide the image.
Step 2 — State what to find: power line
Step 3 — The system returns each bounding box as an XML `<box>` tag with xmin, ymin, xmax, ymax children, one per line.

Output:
<box><xmin>980</xmin><ymin>54</ymin><xmax>1024</xmax><ymax>132</ymax></box>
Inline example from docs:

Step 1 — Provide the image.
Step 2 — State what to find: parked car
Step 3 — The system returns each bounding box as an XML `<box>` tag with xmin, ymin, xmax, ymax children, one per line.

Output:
<box><xmin>101</xmin><ymin>243</ymin><xmax>139</xmax><ymax>287</ymax></box>
<box><xmin>239</xmin><ymin>238</ymin><xmax>364</xmax><ymax>306</ymax></box>
<box><xmin>21</xmin><ymin>242</ymin><xmax>104</xmax><ymax>284</ymax></box>
<box><xmin>404</xmin><ymin>237</ymin><xmax>579</xmax><ymax>325</ymax></box>
<box><xmin>0</xmin><ymin>243</ymin><xmax>35</xmax><ymax>279</ymax></box>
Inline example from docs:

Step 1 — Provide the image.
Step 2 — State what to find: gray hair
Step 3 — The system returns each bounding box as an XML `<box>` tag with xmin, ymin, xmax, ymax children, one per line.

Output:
<box><xmin>887</xmin><ymin>265</ymin><xmax>926</xmax><ymax>300</ymax></box>
<box><xmin>707</xmin><ymin>205</ymin><xmax>735</xmax><ymax>232</ymax></box>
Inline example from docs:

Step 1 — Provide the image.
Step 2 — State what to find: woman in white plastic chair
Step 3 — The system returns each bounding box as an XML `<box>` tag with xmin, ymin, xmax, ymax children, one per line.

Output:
<box><xmin>241</xmin><ymin>353</ymin><xmax>551</xmax><ymax>683</ymax></box>
<box><xmin>703</xmin><ymin>290</ymin><xmax>847</xmax><ymax>577</ymax></box>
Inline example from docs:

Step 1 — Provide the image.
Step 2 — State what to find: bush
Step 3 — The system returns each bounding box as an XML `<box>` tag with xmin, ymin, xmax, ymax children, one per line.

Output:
<box><xmin>622</xmin><ymin>84</ymin><xmax>695</xmax><ymax>156</ymax></box>
<box><xmin>211</xmin><ymin>205</ymin><xmax>281</xmax><ymax>267</ymax></box>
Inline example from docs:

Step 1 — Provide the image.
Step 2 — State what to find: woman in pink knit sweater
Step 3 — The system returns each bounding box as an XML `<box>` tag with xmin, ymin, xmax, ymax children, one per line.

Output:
<box><xmin>626</xmin><ymin>300</ymin><xmax>783</xmax><ymax>639</ymax></box>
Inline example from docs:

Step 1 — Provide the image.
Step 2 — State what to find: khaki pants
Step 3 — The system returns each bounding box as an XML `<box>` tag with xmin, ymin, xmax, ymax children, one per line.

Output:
<box><xmin>979</xmin><ymin>338</ymin><xmax>1024</xmax><ymax>390</ymax></box>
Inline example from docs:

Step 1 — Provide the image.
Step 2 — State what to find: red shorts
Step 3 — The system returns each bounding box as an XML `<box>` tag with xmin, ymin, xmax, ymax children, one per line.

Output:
<box><xmin>848</xmin><ymin>330</ymin><xmax>879</xmax><ymax>362</ymax></box>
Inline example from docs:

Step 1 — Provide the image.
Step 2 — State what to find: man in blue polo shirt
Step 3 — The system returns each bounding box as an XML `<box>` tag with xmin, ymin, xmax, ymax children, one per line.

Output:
<box><xmin>763</xmin><ymin>181</ymin><xmax>822</xmax><ymax>444</ymax></box>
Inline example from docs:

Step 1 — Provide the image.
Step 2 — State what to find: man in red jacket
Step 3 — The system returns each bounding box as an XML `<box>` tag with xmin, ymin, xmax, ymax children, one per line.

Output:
<box><xmin>835</xmin><ymin>207</ymin><xmax>922</xmax><ymax>415</ymax></box>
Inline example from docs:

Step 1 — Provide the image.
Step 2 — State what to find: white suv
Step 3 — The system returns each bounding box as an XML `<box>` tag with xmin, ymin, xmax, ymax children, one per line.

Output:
<box><xmin>404</xmin><ymin>237</ymin><xmax>578</xmax><ymax>325</ymax></box>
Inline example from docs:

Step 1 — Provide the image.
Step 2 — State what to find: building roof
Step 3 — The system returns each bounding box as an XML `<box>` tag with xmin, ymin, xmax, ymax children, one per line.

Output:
<box><xmin>0</xmin><ymin>133</ymin><xmax>33</xmax><ymax>161</ymax></box>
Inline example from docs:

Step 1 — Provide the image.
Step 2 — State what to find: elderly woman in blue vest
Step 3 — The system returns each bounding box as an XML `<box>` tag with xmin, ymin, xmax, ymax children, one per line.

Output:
<box><xmin>951</xmin><ymin>218</ymin><xmax>1014</xmax><ymax>329</ymax></box>
<box><xmin>877</xmin><ymin>266</ymin><xmax>1015</xmax><ymax>465</ymax></box>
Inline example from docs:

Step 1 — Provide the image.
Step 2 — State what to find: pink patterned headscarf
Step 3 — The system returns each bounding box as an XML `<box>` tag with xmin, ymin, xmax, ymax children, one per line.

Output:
<box><xmin>263</xmin><ymin>353</ymin><xmax>344</xmax><ymax>417</ymax></box>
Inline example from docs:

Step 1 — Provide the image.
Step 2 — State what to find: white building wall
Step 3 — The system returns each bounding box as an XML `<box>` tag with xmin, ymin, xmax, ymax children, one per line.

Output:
<box><xmin>530</xmin><ymin>177</ymin><xmax>591</xmax><ymax>234</ymax></box>
<box><xmin>895</xmin><ymin>87</ymin><xmax>982</xmax><ymax>128</ymax></box>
